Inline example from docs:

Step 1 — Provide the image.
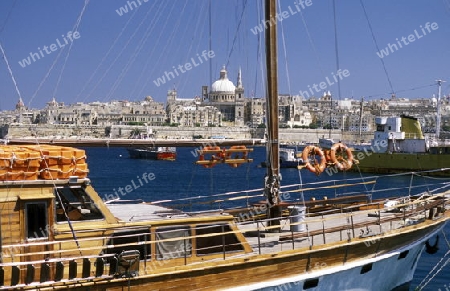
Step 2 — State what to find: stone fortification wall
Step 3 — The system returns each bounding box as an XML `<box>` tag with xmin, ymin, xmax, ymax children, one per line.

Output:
<box><xmin>279</xmin><ymin>129</ymin><xmax>373</xmax><ymax>144</ymax></box>
<box><xmin>2</xmin><ymin>124</ymin><xmax>372</xmax><ymax>144</ymax></box>
<box><xmin>109</xmin><ymin>125</ymin><xmax>254</xmax><ymax>140</ymax></box>
<box><xmin>4</xmin><ymin>124</ymin><xmax>107</xmax><ymax>139</ymax></box>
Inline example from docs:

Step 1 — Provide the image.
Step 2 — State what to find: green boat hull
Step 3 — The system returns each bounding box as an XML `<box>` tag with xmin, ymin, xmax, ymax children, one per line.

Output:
<box><xmin>352</xmin><ymin>151</ymin><xmax>450</xmax><ymax>176</ymax></box>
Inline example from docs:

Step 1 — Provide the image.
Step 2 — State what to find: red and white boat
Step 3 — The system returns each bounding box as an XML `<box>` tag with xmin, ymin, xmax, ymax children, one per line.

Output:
<box><xmin>127</xmin><ymin>146</ymin><xmax>176</xmax><ymax>160</ymax></box>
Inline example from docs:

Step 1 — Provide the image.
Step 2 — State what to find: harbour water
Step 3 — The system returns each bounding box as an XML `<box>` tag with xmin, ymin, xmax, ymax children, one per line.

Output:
<box><xmin>84</xmin><ymin>146</ymin><xmax>450</xmax><ymax>290</ymax></box>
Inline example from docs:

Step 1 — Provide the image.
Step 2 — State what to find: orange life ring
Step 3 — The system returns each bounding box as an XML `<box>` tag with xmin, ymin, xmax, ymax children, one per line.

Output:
<box><xmin>198</xmin><ymin>146</ymin><xmax>223</xmax><ymax>168</ymax></box>
<box><xmin>330</xmin><ymin>143</ymin><xmax>354</xmax><ymax>171</ymax></box>
<box><xmin>301</xmin><ymin>145</ymin><xmax>326</xmax><ymax>174</ymax></box>
<box><xmin>323</xmin><ymin>149</ymin><xmax>332</xmax><ymax>163</ymax></box>
<box><xmin>225</xmin><ymin>145</ymin><xmax>248</xmax><ymax>168</ymax></box>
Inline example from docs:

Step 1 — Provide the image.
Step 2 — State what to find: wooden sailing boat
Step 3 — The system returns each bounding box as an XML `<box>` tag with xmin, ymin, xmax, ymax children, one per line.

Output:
<box><xmin>0</xmin><ymin>1</ymin><xmax>448</xmax><ymax>290</ymax></box>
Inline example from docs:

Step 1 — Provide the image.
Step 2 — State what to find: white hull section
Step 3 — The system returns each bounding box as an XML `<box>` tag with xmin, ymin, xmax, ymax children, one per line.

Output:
<box><xmin>228</xmin><ymin>224</ymin><xmax>445</xmax><ymax>291</ymax></box>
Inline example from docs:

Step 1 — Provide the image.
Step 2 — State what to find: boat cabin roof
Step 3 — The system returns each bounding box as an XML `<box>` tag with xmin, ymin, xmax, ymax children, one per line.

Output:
<box><xmin>106</xmin><ymin>200</ymin><xmax>188</xmax><ymax>222</ymax></box>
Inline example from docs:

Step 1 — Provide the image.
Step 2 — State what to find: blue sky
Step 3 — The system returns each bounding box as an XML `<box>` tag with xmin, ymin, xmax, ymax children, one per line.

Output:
<box><xmin>0</xmin><ymin>0</ymin><xmax>449</xmax><ymax>110</ymax></box>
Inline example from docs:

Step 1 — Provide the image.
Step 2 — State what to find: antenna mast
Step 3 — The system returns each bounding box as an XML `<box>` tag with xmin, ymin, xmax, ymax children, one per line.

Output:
<box><xmin>436</xmin><ymin>80</ymin><xmax>446</xmax><ymax>140</ymax></box>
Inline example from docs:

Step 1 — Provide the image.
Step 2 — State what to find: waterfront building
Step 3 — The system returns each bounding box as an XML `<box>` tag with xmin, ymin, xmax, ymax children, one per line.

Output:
<box><xmin>201</xmin><ymin>66</ymin><xmax>245</xmax><ymax>126</ymax></box>
<box><xmin>166</xmin><ymin>90</ymin><xmax>222</xmax><ymax>127</ymax></box>
<box><xmin>245</xmin><ymin>97</ymin><xmax>265</xmax><ymax>126</ymax></box>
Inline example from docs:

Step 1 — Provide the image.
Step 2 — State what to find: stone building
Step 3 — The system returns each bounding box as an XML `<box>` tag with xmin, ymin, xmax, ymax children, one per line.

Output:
<box><xmin>245</xmin><ymin>98</ymin><xmax>265</xmax><ymax>126</ymax></box>
<box><xmin>201</xmin><ymin>66</ymin><xmax>245</xmax><ymax>126</ymax></box>
<box><xmin>166</xmin><ymin>90</ymin><xmax>222</xmax><ymax>126</ymax></box>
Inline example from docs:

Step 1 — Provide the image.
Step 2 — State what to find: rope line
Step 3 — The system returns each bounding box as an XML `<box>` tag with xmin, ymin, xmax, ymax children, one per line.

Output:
<box><xmin>359</xmin><ymin>0</ymin><xmax>395</xmax><ymax>96</ymax></box>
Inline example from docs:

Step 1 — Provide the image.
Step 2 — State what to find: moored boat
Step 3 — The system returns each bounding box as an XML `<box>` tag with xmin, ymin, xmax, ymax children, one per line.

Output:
<box><xmin>260</xmin><ymin>147</ymin><xmax>304</xmax><ymax>168</ymax></box>
<box><xmin>127</xmin><ymin>147</ymin><xmax>176</xmax><ymax>161</ymax></box>
<box><xmin>326</xmin><ymin>115</ymin><xmax>450</xmax><ymax>176</ymax></box>
<box><xmin>317</xmin><ymin>115</ymin><xmax>450</xmax><ymax>176</ymax></box>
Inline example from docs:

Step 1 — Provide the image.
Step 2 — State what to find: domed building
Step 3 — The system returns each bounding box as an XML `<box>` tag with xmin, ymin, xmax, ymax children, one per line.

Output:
<box><xmin>210</xmin><ymin>66</ymin><xmax>236</xmax><ymax>94</ymax></box>
<box><xmin>15</xmin><ymin>97</ymin><xmax>25</xmax><ymax>111</ymax></box>
<box><xmin>201</xmin><ymin>66</ymin><xmax>245</xmax><ymax>126</ymax></box>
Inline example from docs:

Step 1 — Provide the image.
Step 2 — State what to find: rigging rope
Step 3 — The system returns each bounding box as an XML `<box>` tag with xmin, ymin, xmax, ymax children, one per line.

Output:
<box><xmin>359</xmin><ymin>0</ymin><xmax>395</xmax><ymax>96</ymax></box>
<box><xmin>104</xmin><ymin>1</ymin><xmax>180</xmax><ymax>102</ymax></box>
<box><xmin>169</xmin><ymin>1</ymin><xmax>209</xmax><ymax>96</ymax></box>
<box><xmin>416</xmin><ymin>248</ymin><xmax>450</xmax><ymax>290</ymax></box>
<box><xmin>52</xmin><ymin>0</ymin><xmax>90</xmax><ymax>100</ymax></box>
<box><xmin>332</xmin><ymin>0</ymin><xmax>341</xmax><ymax>101</ymax></box>
<box><xmin>86</xmin><ymin>2</ymin><xmax>164</xmax><ymax>102</ymax></box>
<box><xmin>366</xmin><ymin>83</ymin><xmax>435</xmax><ymax>99</ymax></box>
<box><xmin>297</xmin><ymin>2</ymin><xmax>326</xmax><ymax>78</ymax></box>
<box><xmin>0</xmin><ymin>42</ymin><xmax>23</xmax><ymax>101</ymax></box>
<box><xmin>0</xmin><ymin>0</ymin><xmax>17</xmax><ymax>34</ymax></box>
<box><xmin>129</xmin><ymin>1</ymin><xmax>173</xmax><ymax>97</ymax></box>
<box><xmin>277</xmin><ymin>0</ymin><xmax>291</xmax><ymax>96</ymax></box>
<box><xmin>255</xmin><ymin>0</ymin><xmax>265</xmax><ymax>99</ymax></box>
<box><xmin>76</xmin><ymin>0</ymin><xmax>146</xmax><ymax>103</ymax></box>
<box><xmin>134</xmin><ymin>1</ymin><xmax>186</xmax><ymax>99</ymax></box>
<box><xmin>129</xmin><ymin>1</ymin><xmax>187</xmax><ymax>98</ymax></box>
<box><xmin>28</xmin><ymin>0</ymin><xmax>90</xmax><ymax>108</ymax></box>
<box><xmin>444</xmin><ymin>0</ymin><xmax>450</xmax><ymax>15</ymax></box>
<box><xmin>225</xmin><ymin>0</ymin><xmax>248</xmax><ymax>68</ymax></box>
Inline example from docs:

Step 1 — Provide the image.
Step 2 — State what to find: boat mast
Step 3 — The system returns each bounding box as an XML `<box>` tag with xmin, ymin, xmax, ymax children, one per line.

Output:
<box><xmin>358</xmin><ymin>97</ymin><xmax>363</xmax><ymax>143</ymax></box>
<box><xmin>436</xmin><ymin>79</ymin><xmax>445</xmax><ymax>140</ymax></box>
<box><xmin>264</xmin><ymin>0</ymin><xmax>281</xmax><ymax>227</ymax></box>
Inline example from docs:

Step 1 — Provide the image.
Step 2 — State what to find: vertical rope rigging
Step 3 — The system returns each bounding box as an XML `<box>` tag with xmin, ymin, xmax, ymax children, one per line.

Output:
<box><xmin>225</xmin><ymin>0</ymin><xmax>248</xmax><ymax>68</ymax></box>
<box><xmin>76</xmin><ymin>1</ymin><xmax>148</xmax><ymax>103</ymax></box>
<box><xmin>277</xmin><ymin>0</ymin><xmax>291</xmax><ymax>96</ymax></box>
<box><xmin>52</xmin><ymin>0</ymin><xmax>90</xmax><ymax>100</ymax></box>
<box><xmin>359</xmin><ymin>0</ymin><xmax>395</xmax><ymax>96</ymax></box>
<box><xmin>0</xmin><ymin>42</ymin><xmax>23</xmax><ymax>102</ymax></box>
<box><xmin>28</xmin><ymin>0</ymin><xmax>90</xmax><ymax>108</ymax></box>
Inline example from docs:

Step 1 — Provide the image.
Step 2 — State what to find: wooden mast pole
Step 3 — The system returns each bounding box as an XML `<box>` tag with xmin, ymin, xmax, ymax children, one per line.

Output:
<box><xmin>264</xmin><ymin>0</ymin><xmax>281</xmax><ymax>229</ymax></box>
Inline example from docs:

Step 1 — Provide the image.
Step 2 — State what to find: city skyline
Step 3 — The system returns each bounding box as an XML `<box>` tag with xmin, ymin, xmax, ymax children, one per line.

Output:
<box><xmin>0</xmin><ymin>0</ymin><xmax>449</xmax><ymax>111</ymax></box>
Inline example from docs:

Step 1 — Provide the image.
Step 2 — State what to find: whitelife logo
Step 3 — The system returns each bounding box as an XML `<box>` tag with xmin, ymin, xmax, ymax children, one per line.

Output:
<box><xmin>18</xmin><ymin>31</ymin><xmax>81</xmax><ymax>68</ymax></box>
<box><xmin>376</xmin><ymin>22</ymin><xmax>439</xmax><ymax>59</ymax></box>
<box><xmin>115</xmin><ymin>0</ymin><xmax>149</xmax><ymax>17</ymax></box>
<box><xmin>250</xmin><ymin>0</ymin><xmax>313</xmax><ymax>35</ymax></box>
<box><xmin>153</xmin><ymin>50</ymin><xmax>215</xmax><ymax>87</ymax></box>
<box><xmin>299</xmin><ymin>69</ymin><xmax>350</xmax><ymax>98</ymax></box>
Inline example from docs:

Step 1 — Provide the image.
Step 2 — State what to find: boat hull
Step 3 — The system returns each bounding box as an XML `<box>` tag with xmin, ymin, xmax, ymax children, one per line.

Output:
<box><xmin>51</xmin><ymin>218</ymin><xmax>445</xmax><ymax>291</ymax></box>
<box><xmin>227</xmin><ymin>222</ymin><xmax>445</xmax><ymax>291</ymax></box>
<box><xmin>352</xmin><ymin>152</ymin><xmax>450</xmax><ymax>176</ymax></box>
<box><xmin>261</xmin><ymin>160</ymin><xmax>302</xmax><ymax>168</ymax></box>
<box><xmin>127</xmin><ymin>148</ymin><xmax>176</xmax><ymax>160</ymax></box>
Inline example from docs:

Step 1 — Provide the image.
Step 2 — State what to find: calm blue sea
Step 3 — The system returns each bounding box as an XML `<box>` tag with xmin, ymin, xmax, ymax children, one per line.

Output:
<box><xmin>84</xmin><ymin>146</ymin><xmax>450</xmax><ymax>291</ymax></box>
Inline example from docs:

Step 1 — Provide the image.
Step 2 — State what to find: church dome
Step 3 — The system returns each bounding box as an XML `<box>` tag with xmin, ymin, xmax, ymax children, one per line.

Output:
<box><xmin>15</xmin><ymin>97</ymin><xmax>25</xmax><ymax>110</ymax></box>
<box><xmin>211</xmin><ymin>66</ymin><xmax>236</xmax><ymax>92</ymax></box>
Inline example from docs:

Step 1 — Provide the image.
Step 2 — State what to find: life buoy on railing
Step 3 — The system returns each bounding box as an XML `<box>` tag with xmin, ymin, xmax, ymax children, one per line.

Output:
<box><xmin>301</xmin><ymin>146</ymin><xmax>326</xmax><ymax>174</ymax></box>
<box><xmin>330</xmin><ymin>143</ymin><xmax>354</xmax><ymax>171</ymax></box>
<box><xmin>225</xmin><ymin>145</ymin><xmax>248</xmax><ymax>168</ymax></box>
<box><xmin>197</xmin><ymin>146</ymin><xmax>223</xmax><ymax>168</ymax></box>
